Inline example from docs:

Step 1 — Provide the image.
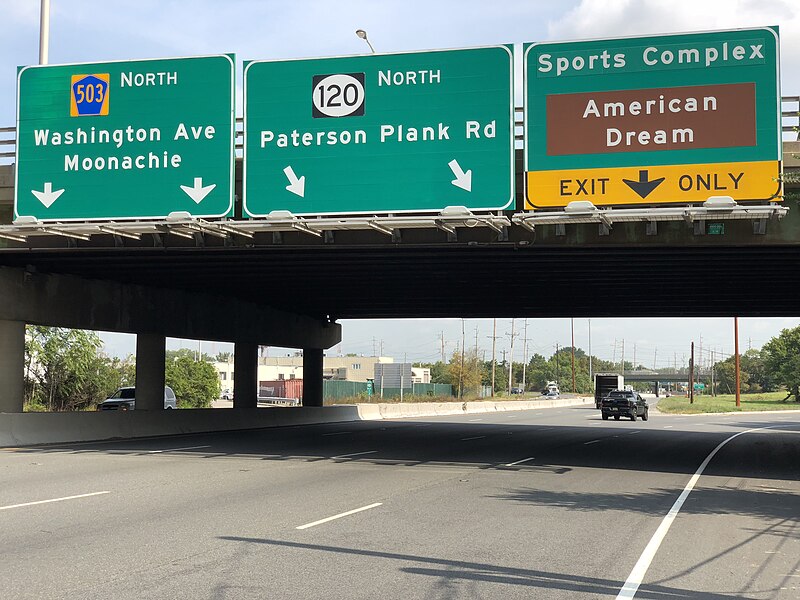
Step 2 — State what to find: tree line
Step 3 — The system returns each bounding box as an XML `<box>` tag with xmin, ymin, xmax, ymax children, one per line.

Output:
<box><xmin>420</xmin><ymin>325</ymin><xmax>800</xmax><ymax>401</ymax></box>
<box><xmin>24</xmin><ymin>326</ymin><xmax>220</xmax><ymax>411</ymax></box>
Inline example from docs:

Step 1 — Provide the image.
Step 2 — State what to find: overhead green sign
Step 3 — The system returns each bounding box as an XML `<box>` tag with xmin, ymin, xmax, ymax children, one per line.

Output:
<box><xmin>525</xmin><ymin>27</ymin><xmax>781</xmax><ymax>209</ymax></box>
<box><xmin>15</xmin><ymin>55</ymin><xmax>235</xmax><ymax>221</ymax></box>
<box><xmin>243</xmin><ymin>46</ymin><xmax>514</xmax><ymax>217</ymax></box>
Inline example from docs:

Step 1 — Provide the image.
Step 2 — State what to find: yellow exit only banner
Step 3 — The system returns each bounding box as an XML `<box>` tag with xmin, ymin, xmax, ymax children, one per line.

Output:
<box><xmin>526</xmin><ymin>160</ymin><xmax>781</xmax><ymax>209</ymax></box>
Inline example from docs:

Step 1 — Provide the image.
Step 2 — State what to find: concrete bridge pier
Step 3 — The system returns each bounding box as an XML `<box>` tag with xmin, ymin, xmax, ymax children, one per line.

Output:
<box><xmin>135</xmin><ymin>333</ymin><xmax>166</xmax><ymax>410</ymax></box>
<box><xmin>233</xmin><ymin>342</ymin><xmax>258</xmax><ymax>409</ymax></box>
<box><xmin>0</xmin><ymin>319</ymin><xmax>25</xmax><ymax>413</ymax></box>
<box><xmin>303</xmin><ymin>349</ymin><xmax>324</xmax><ymax>407</ymax></box>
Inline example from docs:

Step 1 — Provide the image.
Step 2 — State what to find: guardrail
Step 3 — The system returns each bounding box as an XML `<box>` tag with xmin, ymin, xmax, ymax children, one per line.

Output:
<box><xmin>257</xmin><ymin>397</ymin><xmax>301</xmax><ymax>407</ymax></box>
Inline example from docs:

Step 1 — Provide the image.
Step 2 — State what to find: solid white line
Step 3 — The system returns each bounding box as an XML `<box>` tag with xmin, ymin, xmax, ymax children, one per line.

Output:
<box><xmin>0</xmin><ymin>491</ymin><xmax>110</xmax><ymax>511</ymax></box>
<box><xmin>147</xmin><ymin>445</ymin><xmax>211</xmax><ymax>454</ymax></box>
<box><xmin>468</xmin><ymin>418</ymin><xmax>483</xmax><ymax>422</ymax></box>
<box><xmin>322</xmin><ymin>431</ymin><xmax>352</xmax><ymax>436</ymax></box>
<box><xmin>616</xmin><ymin>426</ymin><xmax>775</xmax><ymax>599</ymax></box>
<box><xmin>584</xmin><ymin>439</ymin><xmax>601</xmax><ymax>445</ymax></box>
<box><xmin>663</xmin><ymin>426</ymin><xmax>674</xmax><ymax>429</ymax></box>
<box><xmin>296</xmin><ymin>502</ymin><xmax>383</xmax><ymax>530</ymax></box>
<box><xmin>331</xmin><ymin>450</ymin><xmax>378</xmax><ymax>460</ymax></box>
<box><xmin>505</xmin><ymin>457</ymin><xmax>536</xmax><ymax>467</ymax></box>
<box><xmin>460</xmin><ymin>436</ymin><xmax>486</xmax><ymax>441</ymax></box>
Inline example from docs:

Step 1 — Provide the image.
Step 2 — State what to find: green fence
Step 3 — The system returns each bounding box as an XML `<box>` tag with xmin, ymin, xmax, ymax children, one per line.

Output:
<box><xmin>322</xmin><ymin>380</ymin><xmax>453</xmax><ymax>401</ymax></box>
<box><xmin>323</xmin><ymin>380</ymin><xmax>369</xmax><ymax>400</ymax></box>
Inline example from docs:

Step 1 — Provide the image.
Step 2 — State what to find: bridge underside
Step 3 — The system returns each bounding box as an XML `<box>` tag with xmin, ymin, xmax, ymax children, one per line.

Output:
<box><xmin>0</xmin><ymin>242</ymin><xmax>798</xmax><ymax>319</ymax></box>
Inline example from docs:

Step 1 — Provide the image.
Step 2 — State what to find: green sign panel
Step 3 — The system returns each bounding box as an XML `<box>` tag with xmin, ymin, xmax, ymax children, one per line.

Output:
<box><xmin>15</xmin><ymin>55</ymin><xmax>235</xmax><ymax>221</ymax></box>
<box><xmin>525</xmin><ymin>28</ymin><xmax>781</xmax><ymax>209</ymax></box>
<box><xmin>244</xmin><ymin>46</ymin><xmax>514</xmax><ymax>216</ymax></box>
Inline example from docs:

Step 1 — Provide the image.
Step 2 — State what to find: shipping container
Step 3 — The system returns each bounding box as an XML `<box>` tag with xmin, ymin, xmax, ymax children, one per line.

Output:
<box><xmin>259</xmin><ymin>379</ymin><xmax>304</xmax><ymax>400</ymax></box>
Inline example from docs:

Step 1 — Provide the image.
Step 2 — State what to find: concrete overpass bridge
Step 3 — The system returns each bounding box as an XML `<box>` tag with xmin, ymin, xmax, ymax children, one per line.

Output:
<box><xmin>0</xmin><ymin>98</ymin><xmax>798</xmax><ymax>442</ymax></box>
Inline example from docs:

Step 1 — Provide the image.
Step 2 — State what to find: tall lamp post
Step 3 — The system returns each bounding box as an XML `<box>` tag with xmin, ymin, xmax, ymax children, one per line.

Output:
<box><xmin>355</xmin><ymin>29</ymin><xmax>376</xmax><ymax>53</ymax></box>
<box><xmin>40</xmin><ymin>0</ymin><xmax>51</xmax><ymax>65</ymax></box>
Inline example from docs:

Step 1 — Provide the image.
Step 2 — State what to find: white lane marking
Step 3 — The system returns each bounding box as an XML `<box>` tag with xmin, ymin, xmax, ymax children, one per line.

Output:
<box><xmin>468</xmin><ymin>418</ymin><xmax>484</xmax><ymax>422</ymax></box>
<box><xmin>322</xmin><ymin>431</ymin><xmax>352</xmax><ymax>436</ymax></box>
<box><xmin>584</xmin><ymin>439</ymin><xmax>602</xmax><ymax>445</ymax></box>
<box><xmin>628</xmin><ymin>431</ymin><xmax>641</xmax><ymax>435</ymax></box>
<box><xmin>663</xmin><ymin>426</ymin><xmax>674</xmax><ymax>429</ymax></box>
<box><xmin>0</xmin><ymin>491</ymin><xmax>110</xmax><ymax>511</ymax></box>
<box><xmin>331</xmin><ymin>450</ymin><xmax>378</xmax><ymax>460</ymax></box>
<box><xmin>505</xmin><ymin>457</ymin><xmax>536</xmax><ymax>467</ymax></box>
<box><xmin>616</xmin><ymin>425</ymin><xmax>779</xmax><ymax>599</ymax></box>
<box><xmin>460</xmin><ymin>436</ymin><xmax>486</xmax><ymax>441</ymax></box>
<box><xmin>296</xmin><ymin>502</ymin><xmax>382</xmax><ymax>530</ymax></box>
<box><xmin>147</xmin><ymin>445</ymin><xmax>211</xmax><ymax>454</ymax></box>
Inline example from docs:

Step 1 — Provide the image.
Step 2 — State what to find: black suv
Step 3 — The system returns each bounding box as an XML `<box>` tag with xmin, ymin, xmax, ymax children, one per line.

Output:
<box><xmin>601</xmin><ymin>390</ymin><xmax>649</xmax><ymax>422</ymax></box>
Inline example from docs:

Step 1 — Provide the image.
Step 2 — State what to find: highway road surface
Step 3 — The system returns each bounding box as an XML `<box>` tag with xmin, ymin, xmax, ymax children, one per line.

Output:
<box><xmin>1</xmin><ymin>401</ymin><xmax>799</xmax><ymax>599</ymax></box>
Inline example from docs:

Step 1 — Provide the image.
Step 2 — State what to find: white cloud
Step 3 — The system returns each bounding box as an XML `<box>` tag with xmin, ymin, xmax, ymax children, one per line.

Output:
<box><xmin>547</xmin><ymin>0</ymin><xmax>800</xmax><ymax>93</ymax></box>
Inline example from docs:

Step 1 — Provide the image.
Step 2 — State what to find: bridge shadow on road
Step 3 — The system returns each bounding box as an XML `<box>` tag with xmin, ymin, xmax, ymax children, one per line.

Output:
<box><xmin>217</xmin><ymin>536</ymin><xmax>758</xmax><ymax>599</ymax></box>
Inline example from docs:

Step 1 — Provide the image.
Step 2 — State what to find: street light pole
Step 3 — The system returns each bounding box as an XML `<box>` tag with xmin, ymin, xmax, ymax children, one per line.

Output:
<box><xmin>39</xmin><ymin>0</ymin><xmax>51</xmax><ymax>65</ymax></box>
<box><xmin>571</xmin><ymin>318</ymin><xmax>576</xmax><ymax>393</ymax></box>
<box><xmin>734</xmin><ymin>317</ymin><xmax>741</xmax><ymax>408</ymax></box>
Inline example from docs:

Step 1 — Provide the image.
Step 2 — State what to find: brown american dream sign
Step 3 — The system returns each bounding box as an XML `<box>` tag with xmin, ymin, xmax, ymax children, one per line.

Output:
<box><xmin>546</xmin><ymin>83</ymin><xmax>756</xmax><ymax>155</ymax></box>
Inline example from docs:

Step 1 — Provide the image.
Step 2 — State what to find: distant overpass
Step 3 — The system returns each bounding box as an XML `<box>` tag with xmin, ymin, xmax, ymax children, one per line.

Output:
<box><xmin>624</xmin><ymin>371</ymin><xmax>711</xmax><ymax>383</ymax></box>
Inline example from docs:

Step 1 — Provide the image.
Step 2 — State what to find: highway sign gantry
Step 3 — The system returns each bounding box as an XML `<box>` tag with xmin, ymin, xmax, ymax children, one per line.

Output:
<box><xmin>15</xmin><ymin>55</ymin><xmax>235</xmax><ymax>221</ymax></box>
<box><xmin>524</xmin><ymin>27</ymin><xmax>781</xmax><ymax>209</ymax></box>
<box><xmin>244</xmin><ymin>46</ymin><xmax>514</xmax><ymax>217</ymax></box>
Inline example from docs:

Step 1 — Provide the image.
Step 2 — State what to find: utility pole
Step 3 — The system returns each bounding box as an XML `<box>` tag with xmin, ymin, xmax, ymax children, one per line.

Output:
<box><xmin>459</xmin><ymin>319</ymin><xmax>465</xmax><ymax>400</ymax></box>
<box><xmin>620</xmin><ymin>339</ymin><xmax>625</xmax><ymax>375</ymax></box>
<box><xmin>588</xmin><ymin>319</ymin><xmax>593</xmax><ymax>391</ymax></box>
<box><xmin>570</xmin><ymin>318</ymin><xmax>576</xmax><ymax>393</ymax></box>
<box><xmin>489</xmin><ymin>319</ymin><xmax>497</xmax><ymax>397</ymax></box>
<box><xmin>474</xmin><ymin>325</ymin><xmax>479</xmax><ymax>357</ymax></box>
<box><xmin>735</xmin><ymin>317</ymin><xmax>741</xmax><ymax>408</ymax></box>
<box><xmin>653</xmin><ymin>347</ymin><xmax>658</xmax><ymax>371</ymax></box>
<box><xmin>507</xmin><ymin>319</ymin><xmax>516</xmax><ymax>394</ymax></box>
<box><xmin>711</xmin><ymin>349</ymin><xmax>715</xmax><ymax>397</ymax></box>
<box><xmin>698</xmin><ymin>334</ymin><xmax>703</xmax><ymax>373</ymax></box>
<box><xmin>555</xmin><ymin>343</ymin><xmax>560</xmax><ymax>385</ymax></box>
<box><xmin>689</xmin><ymin>341</ymin><xmax>695</xmax><ymax>404</ymax></box>
<box><xmin>440</xmin><ymin>331</ymin><xmax>446</xmax><ymax>363</ymax></box>
<box><xmin>401</xmin><ymin>352</ymin><xmax>407</xmax><ymax>402</ymax></box>
<box><xmin>522</xmin><ymin>319</ymin><xmax>529</xmax><ymax>393</ymax></box>
<box><xmin>501</xmin><ymin>348</ymin><xmax>507</xmax><ymax>373</ymax></box>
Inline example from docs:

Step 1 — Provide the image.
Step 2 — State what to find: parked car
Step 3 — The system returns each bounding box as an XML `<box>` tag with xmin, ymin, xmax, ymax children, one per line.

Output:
<box><xmin>97</xmin><ymin>386</ymin><xmax>177</xmax><ymax>410</ymax></box>
<box><xmin>510</xmin><ymin>387</ymin><xmax>524</xmax><ymax>395</ymax></box>
<box><xmin>601</xmin><ymin>389</ymin><xmax>648</xmax><ymax>421</ymax></box>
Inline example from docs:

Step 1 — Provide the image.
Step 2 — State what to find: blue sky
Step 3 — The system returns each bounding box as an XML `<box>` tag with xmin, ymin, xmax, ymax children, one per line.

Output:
<box><xmin>3</xmin><ymin>0</ymin><xmax>799</xmax><ymax>363</ymax></box>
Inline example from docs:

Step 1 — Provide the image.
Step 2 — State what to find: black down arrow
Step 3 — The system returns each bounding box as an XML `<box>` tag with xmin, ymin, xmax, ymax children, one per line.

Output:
<box><xmin>623</xmin><ymin>170</ymin><xmax>665</xmax><ymax>199</ymax></box>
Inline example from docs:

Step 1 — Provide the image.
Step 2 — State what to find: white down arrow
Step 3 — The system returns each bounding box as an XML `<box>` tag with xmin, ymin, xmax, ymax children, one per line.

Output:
<box><xmin>180</xmin><ymin>178</ymin><xmax>216</xmax><ymax>204</ymax></box>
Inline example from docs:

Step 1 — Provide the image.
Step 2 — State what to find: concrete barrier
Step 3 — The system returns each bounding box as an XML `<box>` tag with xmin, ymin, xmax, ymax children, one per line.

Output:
<box><xmin>0</xmin><ymin>396</ymin><xmax>594</xmax><ymax>447</ymax></box>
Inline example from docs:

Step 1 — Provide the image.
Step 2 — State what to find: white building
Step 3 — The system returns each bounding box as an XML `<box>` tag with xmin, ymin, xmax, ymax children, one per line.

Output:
<box><xmin>215</xmin><ymin>355</ymin><xmax>393</xmax><ymax>394</ymax></box>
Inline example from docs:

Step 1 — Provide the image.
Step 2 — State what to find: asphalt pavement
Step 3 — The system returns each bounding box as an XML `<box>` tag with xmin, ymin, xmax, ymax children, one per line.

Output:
<box><xmin>1</xmin><ymin>400</ymin><xmax>799</xmax><ymax>599</ymax></box>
